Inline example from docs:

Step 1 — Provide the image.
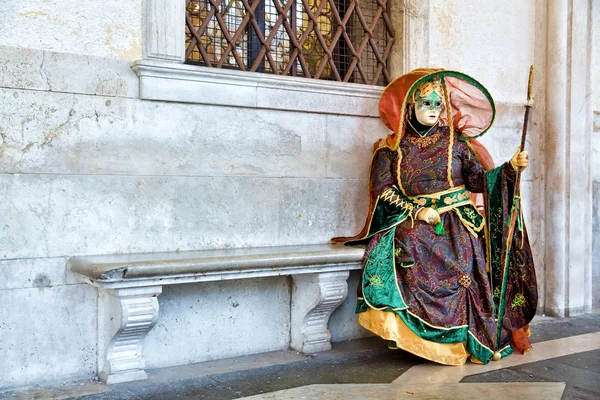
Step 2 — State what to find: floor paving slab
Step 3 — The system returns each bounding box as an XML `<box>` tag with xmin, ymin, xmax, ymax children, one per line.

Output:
<box><xmin>462</xmin><ymin>349</ymin><xmax>600</xmax><ymax>398</ymax></box>
<box><xmin>239</xmin><ymin>382</ymin><xmax>566</xmax><ymax>400</ymax></box>
<box><xmin>0</xmin><ymin>313</ymin><xmax>598</xmax><ymax>400</ymax></box>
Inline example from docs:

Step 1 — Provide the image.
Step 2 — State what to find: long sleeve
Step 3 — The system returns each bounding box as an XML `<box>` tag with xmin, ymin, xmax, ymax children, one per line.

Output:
<box><xmin>365</xmin><ymin>148</ymin><xmax>418</xmax><ymax>236</ymax></box>
<box><xmin>332</xmin><ymin>147</ymin><xmax>415</xmax><ymax>244</ymax></box>
<box><xmin>370</xmin><ymin>147</ymin><xmax>396</xmax><ymax>196</ymax></box>
<box><xmin>461</xmin><ymin>142</ymin><xmax>487</xmax><ymax>193</ymax></box>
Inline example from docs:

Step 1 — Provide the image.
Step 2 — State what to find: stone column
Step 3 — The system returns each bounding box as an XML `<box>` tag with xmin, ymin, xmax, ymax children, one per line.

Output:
<box><xmin>544</xmin><ymin>0</ymin><xmax>594</xmax><ymax>316</ymax></box>
<box><xmin>389</xmin><ymin>0</ymin><xmax>430</xmax><ymax>78</ymax></box>
<box><xmin>143</xmin><ymin>0</ymin><xmax>186</xmax><ymax>62</ymax></box>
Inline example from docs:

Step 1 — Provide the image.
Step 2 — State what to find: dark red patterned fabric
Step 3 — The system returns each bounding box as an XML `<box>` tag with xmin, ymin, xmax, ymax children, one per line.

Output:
<box><xmin>362</xmin><ymin>123</ymin><xmax>505</xmax><ymax>353</ymax></box>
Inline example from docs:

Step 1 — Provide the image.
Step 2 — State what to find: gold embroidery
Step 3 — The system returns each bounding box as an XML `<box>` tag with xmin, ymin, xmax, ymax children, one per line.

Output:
<box><xmin>464</xmin><ymin>207</ymin><xmax>476</xmax><ymax>219</ymax></box>
<box><xmin>381</xmin><ymin>188</ymin><xmax>415</xmax><ymax>213</ymax></box>
<box><xmin>409</xmin><ymin>186</ymin><xmax>474</xmax><ymax>214</ymax></box>
<box><xmin>414</xmin><ymin>198</ymin><xmax>427</xmax><ymax>206</ymax></box>
<box><xmin>511</xmin><ymin>293</ymin><xmax>526</xmax><ymax>308</ymax></box>
<box><xmin>443</xmin><ymin>194</ymin><xmax>457</xmax><ymax>205</ymax></box>
<box><xmin>442</xmin><ymin>79</ymin><xmax>455</xmax><ymax>188</ymax></box>
<box><xmin>451</xmin><ymin>208</ymin><xmax>485</xmax><ymax>238</ymax></box>
<box><xmin>404</xmin><ymin>129</ymin><xmax>443</xmax><ymax>149</ymax></box>
<box><xmin>409</xmin><ymin>185</ymin><xmax>466</xmax><ymax>200</ymax></box>
<box><xmin>458</xmin><ymin>275</ymin><xmax>472</xmax><ymax>288</ymax></box>
<box><xmin>443</xmin><ymin>192</ymin><xmax>469</xmax><ymax>205</ymax></box>
<box><xmin>396</xmin><ymin>147</ymin><xmax>409</xmax><ymax>196</ymax></box>
<box><xmin>369</xmin><ymin>275</ymin><xmax>384</xmax><ymax>287</ymax></box>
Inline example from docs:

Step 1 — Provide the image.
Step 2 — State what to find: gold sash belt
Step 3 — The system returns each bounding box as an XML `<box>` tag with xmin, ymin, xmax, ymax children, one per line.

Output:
<box><xmin>408</xmin><ymin>185</ymin><xmax>473</xmax><ymax>214</ymax></box>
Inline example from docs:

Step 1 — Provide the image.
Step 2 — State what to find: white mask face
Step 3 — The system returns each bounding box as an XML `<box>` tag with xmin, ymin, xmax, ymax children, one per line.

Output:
<box><xmin>414</xmin><ymin>91</ymin><xmax>443</xmax><ymax>126</ymax></box>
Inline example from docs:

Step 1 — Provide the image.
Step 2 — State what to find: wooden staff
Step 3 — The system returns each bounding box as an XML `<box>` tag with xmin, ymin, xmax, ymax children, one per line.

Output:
<box><xmin>508</xmin><ymin>65</ymin><xmax>534</xmax><ymax>246</ymax></box>
<box><xmin>494</xmin><ymin>66</ymin><xmax>535</xmax><ymax>360</ymax></box>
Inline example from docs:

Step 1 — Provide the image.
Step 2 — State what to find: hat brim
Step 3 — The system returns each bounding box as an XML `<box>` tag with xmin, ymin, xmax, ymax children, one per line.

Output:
<box><xmin>379</xmin><ymin>70</ymin><xmax>495</xmax><ymax>141</ymax></box>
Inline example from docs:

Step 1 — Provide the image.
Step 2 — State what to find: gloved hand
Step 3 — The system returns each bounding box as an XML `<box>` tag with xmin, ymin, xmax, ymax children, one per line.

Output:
<box><xmin>417</xmin><ymin>208</ymin><xmax>441</xmax><ymax>225</ymax></box>
<box><xmin>510</xmin><ymin>150</ymin><xmax>529</xmax><ymax>171</ymax></box>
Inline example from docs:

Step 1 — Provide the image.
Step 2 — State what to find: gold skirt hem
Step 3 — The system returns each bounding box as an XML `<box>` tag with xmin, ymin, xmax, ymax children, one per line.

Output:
<box><xmin>358</xmin><ymin>308</ymin><xmax>469</xmax><ymax>366</ymax></box>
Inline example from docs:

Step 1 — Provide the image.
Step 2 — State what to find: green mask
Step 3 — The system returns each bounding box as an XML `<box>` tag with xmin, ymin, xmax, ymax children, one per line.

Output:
<box><xmin>415</xmin><ymin>90</ymin><xmax>443</xmax><ymax>112</ymax></box>
<box><xmin>413</xmin><ymin>89</ymin><xmax>443</xmax><ymax>127</ymax></box>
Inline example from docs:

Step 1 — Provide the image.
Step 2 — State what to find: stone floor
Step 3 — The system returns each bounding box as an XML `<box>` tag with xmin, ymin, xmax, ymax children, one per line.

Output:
<box><xmin>2</xmin><ymin>313</ymin><xmax>599</xmax><ymax>400</ymax></box>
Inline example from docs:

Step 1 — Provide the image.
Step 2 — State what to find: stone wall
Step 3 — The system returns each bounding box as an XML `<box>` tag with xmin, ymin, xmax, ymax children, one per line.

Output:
<box><xmin>0</xmin><ymin>0</ymin><xmax>596</xmax><ymax>390</ymax></box>
<box><xmin>592</xmin><ymin>0</ymin><xmax>600</xmax><ymax>307</ymax></box>
<box><xmin>0</xmin><ymin>0</ymin><xmax>142</xmax><ymax>60</ymax></box>
<box><xmin>0</xmin><ymin>45</ymin><xmax>379</xmax><ymax>388</ymax></box>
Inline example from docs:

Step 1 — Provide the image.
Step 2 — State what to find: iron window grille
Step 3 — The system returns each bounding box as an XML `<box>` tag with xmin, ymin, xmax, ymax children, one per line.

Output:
<box><xmin>185</xmin><ymin>0</ymin><xmax>394</xmax><ymax>86</ymax></box>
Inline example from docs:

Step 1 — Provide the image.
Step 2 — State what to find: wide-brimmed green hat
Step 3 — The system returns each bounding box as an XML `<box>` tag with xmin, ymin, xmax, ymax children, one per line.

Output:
<box><xmin>379</xmin><ymin>68</ymin><xmax>495</xmax><ymax>150</ymax></box>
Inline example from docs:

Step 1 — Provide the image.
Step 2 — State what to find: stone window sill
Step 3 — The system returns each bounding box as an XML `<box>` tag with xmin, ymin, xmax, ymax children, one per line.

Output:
<box><xmin>131</xmin><ymin>59</ymin><xmax>383</xmax><ymax>117</ymax></box>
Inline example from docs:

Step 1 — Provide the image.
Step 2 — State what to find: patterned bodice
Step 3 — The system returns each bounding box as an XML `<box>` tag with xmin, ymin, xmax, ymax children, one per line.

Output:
<box><xmin>395</xmin><ymin>125</ymin><xmax>481</xmax><ymax>196</ymax></box>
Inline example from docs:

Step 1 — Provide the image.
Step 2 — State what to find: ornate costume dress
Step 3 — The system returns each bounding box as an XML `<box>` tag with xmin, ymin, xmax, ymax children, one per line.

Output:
<box><xmin>333</xmin><ymin>69</ymin><xmax>538</xmax><ymax>365</ymax></box>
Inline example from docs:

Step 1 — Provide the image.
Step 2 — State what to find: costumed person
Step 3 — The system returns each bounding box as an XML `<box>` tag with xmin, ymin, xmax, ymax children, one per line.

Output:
<box><xmin>332</xmin><ymin>68</ymin><xmax>538</xmax><ymax>365</ymax></box>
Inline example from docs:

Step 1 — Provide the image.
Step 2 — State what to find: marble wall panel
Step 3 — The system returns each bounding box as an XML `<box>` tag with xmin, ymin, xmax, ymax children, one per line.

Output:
<box><xmin>593</xmin><ymin>182</ymin><xmax>600</xmax><ymax>233</ymax></box>
<box><xmin>0</xmin><ymin>0</ymin><xmax>142</xmax><ymax>60</ymax></box>
<box><xmin>0</xmin><ymin>89</ymin><xmax>328</xmax><ymax>178</ymax></box>
<box><xmin>0</xmin><ymin>174</ymin><xmax>281</xmax><ymax>259</ymax></box>
<box><xmin>593</xmin><ymin>1</ymin><xmax>600</xmax><ymax>112</ymax></box>
<box><xmin>144</xmin><ymin>277</ymin><xmax>291</xmax><ymax>368</ymax></box>
<box><xmin>428</xmin><ymin>0</ymin><xmax>536</xmax><ymax>104</ymax></box>
<box><xmin>0</xmin><ymin>284</ymin><xmax>97</xmax><ymax>389</ymax></box>
<box><xmin>593</xmin><ymin>182</ymin><xmax>600</xmax><ymax>306</ymax></box>
<box><xmin>0</xmin><ymin>257</ymin><xmax>67</xmax><ymax>290</ymax></box>
<box><xmin>325</xmin><ymin>115</ymin><xmax>388</xmax><ymax>179</ymax></box>
<box><xmin>593</xmin><ymin>120</ymin><xmax>600</xmax><ymax>182</ymax></box>
<box><xmin>1</xmin><ymin>174</ymin><xmax>367</xmax><ymax>259</ymax></box>
<box><xmin>0</xmin><ymin>46</ymin><xmax>138</xmax><ymax>98</ymax></box>
<box><xmin>594</xmin><ymin>232</ymin><xmax>600</xmax><ymax>306</ymax></box>
<box><xmin>277</xmin><ymin>178</ymin><xmax>369</xmax><ymax>246</ymax></box>
<box><xmin>477</xmin><ymin>127</ymin><xmax>523</xmax><ymax>168</ymax></box>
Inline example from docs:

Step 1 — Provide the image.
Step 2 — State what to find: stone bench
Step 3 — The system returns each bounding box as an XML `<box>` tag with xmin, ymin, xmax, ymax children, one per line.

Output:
<box><xmin>68</xmin><ymin>244</ymin><xmax>364</xmax><ymax>384</ymax></box>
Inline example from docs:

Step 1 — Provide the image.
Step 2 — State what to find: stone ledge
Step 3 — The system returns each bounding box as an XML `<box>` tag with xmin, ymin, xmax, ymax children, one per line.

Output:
<box><xmin>131</xmin><ymin>59</ymin><xmax>383</xmax><ymax>117</ymax></box>
<box><xmin>69</xmin><ymin>244</ymin><xmax>364</xmax><ymax>289</ymax></box>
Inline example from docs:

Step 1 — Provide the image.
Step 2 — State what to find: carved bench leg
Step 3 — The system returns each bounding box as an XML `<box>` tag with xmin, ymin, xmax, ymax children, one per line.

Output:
<box><xmin>98</xmin><ymin>286</ymin><xmax>162</xmax><ymax>384</ymax></box>
<box><xmin>290</xmin><ymin>271</ymin><xmax>350</xmax><ymax>353</ymax></box>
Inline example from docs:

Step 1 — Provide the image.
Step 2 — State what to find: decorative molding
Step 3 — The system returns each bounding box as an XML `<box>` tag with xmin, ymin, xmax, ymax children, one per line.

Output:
<box><xmin>290</xmin><ymin>271</ymin><xmax>352</xmax><ymax>353</ymax></box>
<box><xmin>131</xmin><ymin>59</ymin><xmax>383</xmax><ymax>117</ymax></box>
<box><xmin>99</xmin><ymin>286</ymin><xmax>162</xmax><ymax>384</ymax></box>
<box><xmin>143</xmin><ymin>0</ymin><xmax>186</xmax><ymax>61</ymax></box>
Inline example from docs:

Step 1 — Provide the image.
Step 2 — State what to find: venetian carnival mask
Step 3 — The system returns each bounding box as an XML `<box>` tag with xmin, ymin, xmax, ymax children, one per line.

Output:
<box><xmin>412</xmin><ymin>79</ymin><xmax>443</xmax><ymax>126</ymax></box>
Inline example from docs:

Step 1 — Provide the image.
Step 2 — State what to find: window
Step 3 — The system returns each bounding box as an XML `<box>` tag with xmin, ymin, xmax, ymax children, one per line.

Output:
<box><xmin>185</xmin><ymin>0</ymin><xmax>394</xmax><ymax>86</ymax></box>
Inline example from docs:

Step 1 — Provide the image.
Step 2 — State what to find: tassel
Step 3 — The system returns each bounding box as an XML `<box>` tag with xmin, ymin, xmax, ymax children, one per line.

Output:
<box><xmin>435</xmin><ymin>222</ymin><xmax>445</xmax><ymax>235</ymax></box>
<box><xmin>519</xmin><ymin>207</ymin><xmax>525</xmax><ymax>249</ymax></box>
